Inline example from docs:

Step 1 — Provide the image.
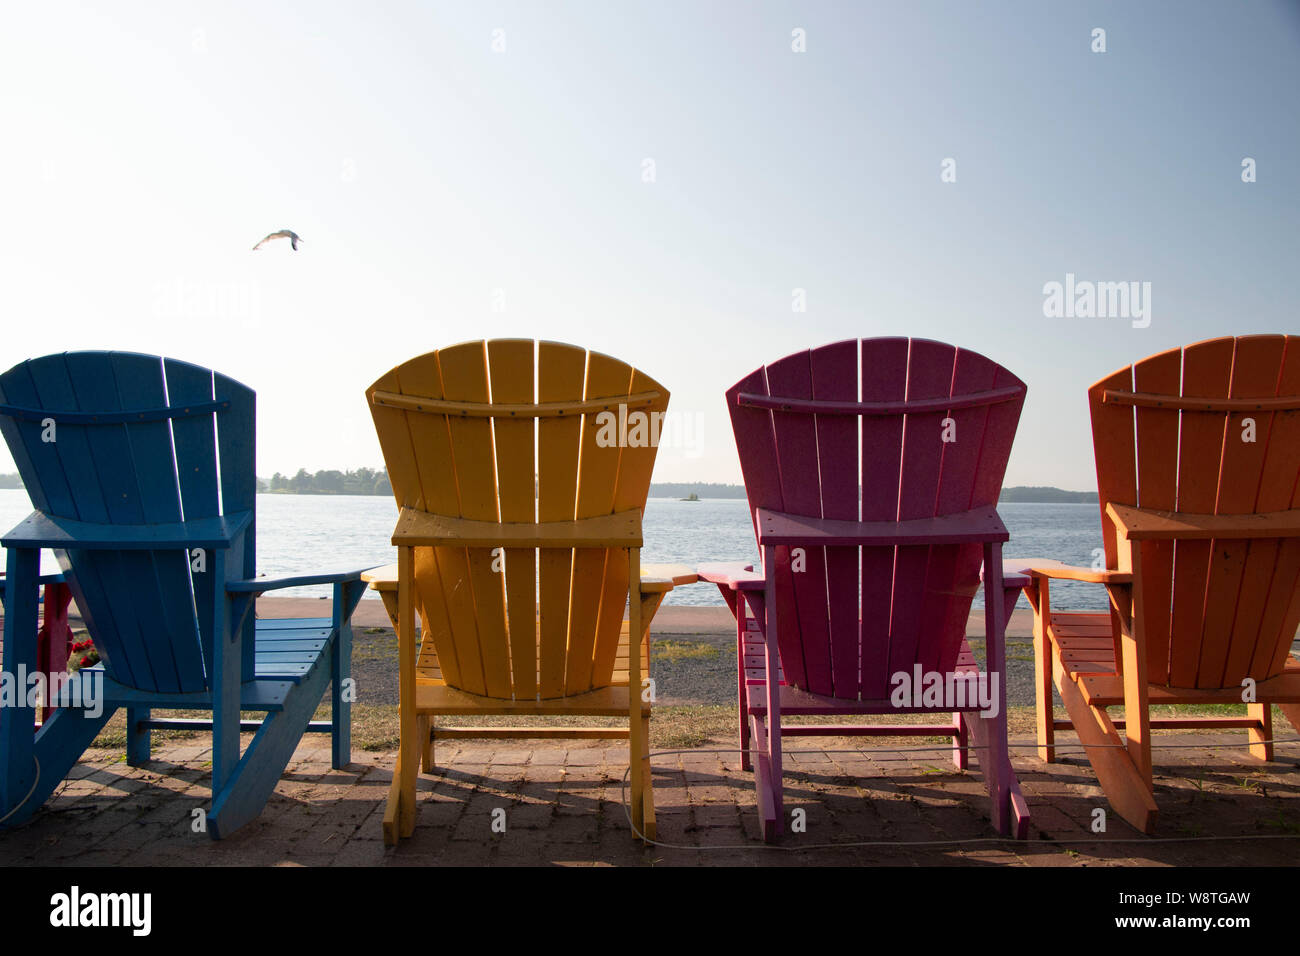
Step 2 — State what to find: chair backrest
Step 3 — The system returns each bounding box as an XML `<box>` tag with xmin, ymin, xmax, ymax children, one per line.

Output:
<box><xmin>367</xmin><ymin>339</ymin><xmax>669</xmax><ymax>700</ymax></box>
<box><xmin>0</xmin><ymin>351</ymin><xmax>256</xmax><ymax>693</ymax></box>
<box><xmin>727</xmin><ymin>338</ymin><xmax>1026</xmax><ymax>700</ymax></box>
<box><xmin>1089</xmin><ymin>334</ymin><xmax>1300</xmax><ymax>689</ymax></box>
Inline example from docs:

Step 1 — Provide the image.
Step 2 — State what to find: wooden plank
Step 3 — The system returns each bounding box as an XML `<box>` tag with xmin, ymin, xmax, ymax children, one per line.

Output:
<box><xmin>810</xmin><ymin>340</ymin><xmax>859</xmax><ymax>697</ymax></box>
<box><xmin>398</xmin><ymin>350</ymin><xmax>479</xmax><ymax>694</ymax></box>
<box><xmin>371</xmin><ymin>389</ymin><xmax>661</xmax><ymax>418</ymax></box>
<box><xmin>727</xmin><ymin>364</ymin><xmax>805</xmax><ymax>688</ymax></box>
<box><xmin>923</xmin><ymin>347</ymin><xmax>995</xmax><ymax>676</ymax></box>
<box><xmin>537</xmin><ymin>342</ymin><xmax>586</xmax><ymax>698</ymax></box>
<box><xmin>1199</xmin><ymin>336</ymin><xmax>1284</xmax><ymax>687</ymax></box>
<box><xmin>1108</xmin><ymin>503</ymin><xmax>1300</xmax><ymax>540</ymax></box>
<box><xmin>414</xmin><ymin>681</ymin><xmax>643</xmax><ymax>715</ymax></box>
<box><xmin>766</xmin><ymin>348</ymin><xmax>832</xmax><ymax>695</ymax></box>
<box><xmin>1251</xmin><ymin>337</ymin><xmax>1300</xmax><ymax>677</ymax></box>
<box><xmin>111</xmin><ymin>353</ymin><xmax>207</xmax><ymax>694</ymax></box>
<box><xmin>439</xmin><ymin>341</ymin><xmax>511</xmax><ymax>698</ymax></box>
<box><xmin>215</xmin><ymin>371</ymin><xmax>257</xmax><ymax>676</ymax></box>
<box><xmin>889</xmin><ymin>340</ymin><xmax>954</xmax><ymax>683</ymax></box>
<box><xmin>392</xmin><ymin>507</ymin><xmax>642</xmax><ymax>548</ymax></box>
<box><xmin>565</xmin><ymin>351</ymin><xmax>632</xmax><ymax>694</ymax></box>
<box><xmin>756</xmin><ymin>506</ymin><xmax>1008</xmax><ymax>546</ymax></box>
<box><xmin>1168</xmin><ymin>338</ymin><xmax>1233</xmax><ymax>686</ymax></box>
<box><xmin>28</xmin><ymin>354</ymin><xmax>153</xmax><ymax>691</ymax></box>
<box><xmin>488</xmin><ymin>339</ymin><xmax>538</xmax><ymax>699</ymax></box>
<box><xmin>593</xmin><ymin>365</ymin><xmax>669</xmax><ymax>684</ymax></box>
<box><xmin>1131</xmin><ymin>346</ymin><xmax>1180</xmax><ymax>685</ymax></box>
<box><xmin>166</xmin><ymin>358</ymin><xmax>222</xmax><ymax>685</ymax></box>
<box><xmin>1088</xmin><ymin>363</ymin><xmax>1138</xmax><ymax>592</ymax></box>
<box><xmin>858</xmin><ymin>337</ymin><xmax>908</xmax><ymax>699</ymax></box>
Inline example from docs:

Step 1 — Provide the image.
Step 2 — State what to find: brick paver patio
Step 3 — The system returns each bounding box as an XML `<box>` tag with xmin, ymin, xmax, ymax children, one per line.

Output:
<box><xmin>3</xmin><ymin>733</ymin><xmax>1298</xmax><ymax>866</ymax></box>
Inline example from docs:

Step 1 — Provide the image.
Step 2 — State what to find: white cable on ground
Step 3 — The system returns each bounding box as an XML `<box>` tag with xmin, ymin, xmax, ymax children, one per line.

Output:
<box><xmin>0</xmin><ymin>756</ymin><xmax>40</xmax><ymax>825</ymax></box>
<box><xmin>619</xmin><ymin>745</ymin><xmax>1300</xmax><ymax>850</ymax></box>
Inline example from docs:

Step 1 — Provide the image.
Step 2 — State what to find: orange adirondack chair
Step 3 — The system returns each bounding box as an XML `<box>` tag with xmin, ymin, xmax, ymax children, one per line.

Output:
<box><xmin>1020</xmin><ymin>335</ymin><xmax>1300</xmax><ymax>833</ymax></box>
<box><xmin>366</xmin><ymin>339</ymin><xmax>688</xmax><ymax>845</ymax></box>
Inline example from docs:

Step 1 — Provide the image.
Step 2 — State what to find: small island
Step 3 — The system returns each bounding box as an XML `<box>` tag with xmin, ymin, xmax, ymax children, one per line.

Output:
<box><xmin>680</xmin><ymin>492</ymin><xmax>700</xmax><ymax>501</ymax></box>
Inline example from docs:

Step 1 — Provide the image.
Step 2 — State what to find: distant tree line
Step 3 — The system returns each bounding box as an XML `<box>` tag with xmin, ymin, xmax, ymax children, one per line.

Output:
<box><xmin>999</xmin><ymin>486</ymin><xmax>1098</xmax><ymax>503</ymax></box>
<box><xmin>261</xmin><ymin>467</ymin><xmax>392</xmax><ymax>496</ymax></box>
<box><xmin>3</xmin><ymin>471</ymin><xmax>1097</xmax><ymax>504</ymax></box>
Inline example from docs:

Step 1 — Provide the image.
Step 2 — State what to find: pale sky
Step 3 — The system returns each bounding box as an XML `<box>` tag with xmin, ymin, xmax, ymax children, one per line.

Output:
<box><xmin>1</xmin><ymin>1</ymin><xmax>1296</xmax><ymax>489</ymax></box>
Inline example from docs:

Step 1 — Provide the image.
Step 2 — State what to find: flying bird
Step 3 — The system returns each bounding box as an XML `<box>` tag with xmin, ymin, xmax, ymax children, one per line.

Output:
<box><xmin>252</xmin><ymin>230</ymin><xmax>303</xmax><ymax>251</ymax></box>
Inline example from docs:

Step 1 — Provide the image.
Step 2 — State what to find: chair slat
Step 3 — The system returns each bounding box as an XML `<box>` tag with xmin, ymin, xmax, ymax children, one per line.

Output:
<box><xmin>921</xmin><ymin>347</ymin><xmax>995</xmax><ymax>676</ymax></box>
<box><xmin>1197</xmin><ymin>336</ymin><xmax>1284</xmax><ymax>686</ymax></box>
<box><xmin>1132</xmin><ymin>348</ymin><xmax>1181</xmax><ymax>684</ymax></box>
<box><xmin>402</xmin><ymin>351</ymin><xmax>481</xmax><ymax>695</ymax></box>
<box><xmin>28</xmin><ymin>355</ymin><xmax>152</xmax><ymax>689</ymax></box>
<box><xmin>166</xmin><ymin>358</ymin><xmax>221</xmax><ymax>681</ymax></box>
<box><xmin>728</xmin><ymin>366</ymin><xmax>806</xmax><ymax>688</ymax></box>
<box><xmin>440</xmin><ymin>342</ymin><xmax>511</xmax><ymax>699</ymax></box>
<box><xmin>593</xmin><ymin>366</ymin><xmax>669</xmax><ymax>684</ymax></box>
<box><xmin>1168</xmin><ymin>339</ymin><xmax>1233</xmax><ymax>687</ymax></box>
<box><xmin>488</xmin><ymin>339</ymin><xmax>538</xmax><ymax>699</ymax></box>
<box><xmin>1253</xmin><ymin>337</ymin><xmax>1300</xmax><ymax>676</ymax></box>
<box><xmin>767</xmin><ymin>349</ymin><xmax>832</xmax><ymax>695</ymax></box>
<box><xmin>811</xmin><ymin>341</ymin><xmax>859</xmax><ymax>697</ymax></box>
<box><xmin>566</xmin><ymin>351</ymin><xmax>633</xmax><ymax>694</ymax></box>
<box><xmin>537</xmin><ymin>342</ymin><xmax>585</xmax><ymax>698</ymax></box>
<box><xmin>858</xmin><ymin>338</ymin><xmax>908</xmax><ymax>699</ymax></box>
<box><xmin>888</xmin><ymin>340</ymin><xmax>954</xmax><ymax>682</ymax></box>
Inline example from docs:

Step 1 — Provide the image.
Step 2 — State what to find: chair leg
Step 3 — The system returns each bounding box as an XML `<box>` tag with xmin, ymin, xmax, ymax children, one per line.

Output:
<box><xmin>1033</xmin><ymin>607</ymin><xmax>1055</xmax><ymax>763</ymax></box>
<box><xmin>126</xmin><ymin>706</ymin><xmax>151</xmax><ymax>766</ymax></box>
<box><xmin>639</xmin><ymin>714</ymin><xmax>656</xmax><ymax>842</ymax></box>
<box><xmin>419</xmin><ymin>716</ymin><xmax>434</xmax><ymax>772</ymax></box>
<box><xmin>952</xmin><ymin>712</ymin><xmax>969</xmax><ymax>770</ymax></box>
<box><xmin>1247</xmin><ymin>702</ymin><xmax>1273</xmax><ymax>761</ymax></box>
<box><xmin>736</xmin><ymin>601</ymin><xmax>752</xmax><ymax>773</ymax></box>
<box><xmin>1278</xmin><ymin>703</ymin><xmax>1300</xmax><ymax>736</ymax></box>
<box><xmin>208</xmin><ymin>662</ymin><xmax>330</xmax><ymax>840</ymax></box>
<box><xmin>1055</xmin><ymin>664</ymin><xmax>1158</xmax><ymax>834</ymax></box>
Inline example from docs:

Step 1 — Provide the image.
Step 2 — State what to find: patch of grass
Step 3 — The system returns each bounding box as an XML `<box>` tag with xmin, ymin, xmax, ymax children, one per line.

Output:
<box><xmin>651</xmin><ymin>640</ymin><xmax>720</xmax><ymax>662</ymax></box>
<box><xmin>1262</xmin><ymin>812</ymin><xmax>1300</xmax><ymax>835</ymax></box>
<box><xmin>652</xmin><ymin>705</ymin><xmax>732</xmax><ymax>748</ymax></box>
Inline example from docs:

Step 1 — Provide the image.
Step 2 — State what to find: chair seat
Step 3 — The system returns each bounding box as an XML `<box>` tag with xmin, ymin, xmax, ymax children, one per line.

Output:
<box><xmin>1046</xmin><ymin>609</ymin><xmax>1300</xmax><ymax>706</ymax></box>
<box><xmin>252</xmin><ymin>617</ymin><xmax>336</xmax><ymax>681</ymax></box>
<box><xmin>58</xmin><ymin>618</ymin><xmax>337</xmax><ymax>712</ymax></box>
<box><xmin>744</xmin><ymin>616</ymin><xmax>984</xmax><ymax>714</ymax></box>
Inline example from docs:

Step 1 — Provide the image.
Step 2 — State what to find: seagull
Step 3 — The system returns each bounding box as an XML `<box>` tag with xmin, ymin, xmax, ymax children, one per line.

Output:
<box><xmin>252</xmin><ymin>229</ymin><xmax>303</xmax><ymax>251</ymax></box>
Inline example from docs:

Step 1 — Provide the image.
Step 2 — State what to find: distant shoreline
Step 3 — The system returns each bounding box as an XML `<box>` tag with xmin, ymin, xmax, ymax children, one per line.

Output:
<box><xmin>1</xmin><ymin>474</ymin><xmax>1097</xmax><ymax>504</ymax></box>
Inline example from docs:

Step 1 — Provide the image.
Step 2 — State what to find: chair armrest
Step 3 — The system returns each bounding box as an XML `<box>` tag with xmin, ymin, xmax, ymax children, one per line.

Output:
<box><xmin>1007</xmin><ymin>558</ymin><xmax>1132</xmax><ymax>585</ymax></box>
<box><xmin>697</xmin><ymin>561</ymin><xmax>766</xmax><ymax>591</ymax></box>
<box><xmin>1</xmin><ymin>510</ymin><xmax>252</xmax><ymax>550</ymax></box>
<box><xmin>639</xmin><ymin>563</ymin><xmax>698</xmax><ymax>594</ymax></box>
<box><xmin>227</xmin><ymin>567</ymin><xmax>375</xmax><ymax>594</ymax></box>
<box><xmin>754</xmin><ymin>506</ymin><xmax>1008</xmax><ymax>547</ymax></box>
<box><xmin>985</xmin><ymin>559</ymin><xmax>1033</xmax><ymax>590</ymax></box>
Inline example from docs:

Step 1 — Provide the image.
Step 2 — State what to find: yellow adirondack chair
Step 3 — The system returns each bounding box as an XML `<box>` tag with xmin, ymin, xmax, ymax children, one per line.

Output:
<box><xmin>366</xmin><ymin>339</ymin><xmax>688</xmax><ymax>845</ymax></box>
<box><xmin>1017</xmin><ymin>335</ymin><xmax>1300</xmax><ymax>833</ymax></box>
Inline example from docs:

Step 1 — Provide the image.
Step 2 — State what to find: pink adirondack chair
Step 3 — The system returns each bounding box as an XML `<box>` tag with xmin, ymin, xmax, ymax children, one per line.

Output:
<box><xmin>700</xmin><ymin>338</ymin><xmax>1031</xmax><ymax>840</ymax></box>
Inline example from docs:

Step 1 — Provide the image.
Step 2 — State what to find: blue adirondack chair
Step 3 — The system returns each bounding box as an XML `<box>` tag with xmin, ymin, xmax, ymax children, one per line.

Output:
<box><xmin>0</xmin><ymin>351</ymin><xmax>368</xmax><ymax>838</ymax></box>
